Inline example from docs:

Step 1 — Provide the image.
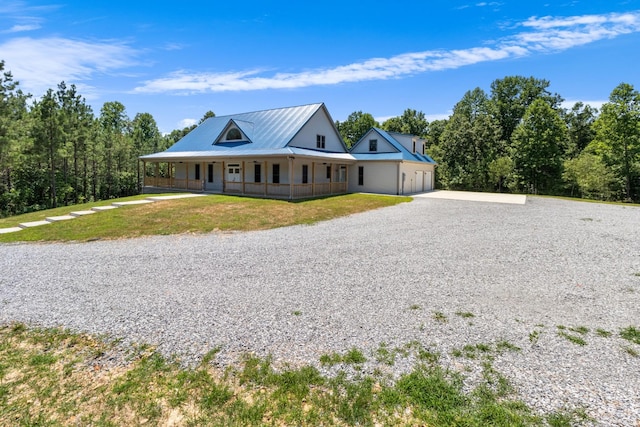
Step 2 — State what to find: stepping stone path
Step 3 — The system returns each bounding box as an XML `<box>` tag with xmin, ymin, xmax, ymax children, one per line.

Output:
<box><xmin>0</xmin><ymin>194</ymin><xmax>207</xmax><ymax>235</ymax></box>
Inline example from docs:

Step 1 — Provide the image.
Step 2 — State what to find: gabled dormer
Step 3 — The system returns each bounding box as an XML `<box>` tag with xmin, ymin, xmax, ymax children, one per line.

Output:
<box><xmin>214</xmin><ymin>119</ymin><xmax>254</xmax><ymax>145</ymax></box>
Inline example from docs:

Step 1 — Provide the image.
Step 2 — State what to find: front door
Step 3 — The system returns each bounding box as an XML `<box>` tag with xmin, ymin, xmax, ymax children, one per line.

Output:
<box><xmin>227</xmin><ymin>164</ymin><xmax>241</xmax><ymax>182</ymax></box>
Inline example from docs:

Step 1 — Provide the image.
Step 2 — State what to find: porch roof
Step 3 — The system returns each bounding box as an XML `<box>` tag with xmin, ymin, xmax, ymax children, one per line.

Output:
<box><xmin>140</xmin><ymin>147</ymin><xmax>356</xmax><ymax>163</ymax></box>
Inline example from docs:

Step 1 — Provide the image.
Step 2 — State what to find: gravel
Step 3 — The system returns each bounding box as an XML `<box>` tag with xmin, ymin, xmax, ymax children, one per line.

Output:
<box><xmin>1</xmin><ymin>196</ymin><xmax>639</xmax><ymax>425</ymax></box>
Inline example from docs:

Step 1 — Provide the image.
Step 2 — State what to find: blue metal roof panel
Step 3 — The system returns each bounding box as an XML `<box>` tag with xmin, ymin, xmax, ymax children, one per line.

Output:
<box><xmin>164</xmin><ymin>103</ymin><xmax>323</xmax><ymax>153</ymax></box>
<box><xmin>371</xmin><ymin>128</ymin><xmax>437</xmax><ymax>164</ymax></box>
<box><xmin>141</xmin><ymin>147</ymin><xmax>356</xmax><ymax>161</ymax></box>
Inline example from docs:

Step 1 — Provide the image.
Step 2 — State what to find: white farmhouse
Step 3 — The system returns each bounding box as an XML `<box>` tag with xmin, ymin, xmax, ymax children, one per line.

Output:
<box><xmin>140</xmin><ymin>103</ymin><xmax>436</xmax><ymax>198</ymax></box>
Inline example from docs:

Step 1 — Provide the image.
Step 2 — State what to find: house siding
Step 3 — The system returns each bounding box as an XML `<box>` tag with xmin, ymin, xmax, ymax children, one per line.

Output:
<box><xmin>350</xmin><ymin>129</ymin><xmax>396</xmax><ymax>154</ymax></box>
<box><xmin>289</xmin><ymin>108</ymin><xmax>346</xmax><ymax>152</ymax></box>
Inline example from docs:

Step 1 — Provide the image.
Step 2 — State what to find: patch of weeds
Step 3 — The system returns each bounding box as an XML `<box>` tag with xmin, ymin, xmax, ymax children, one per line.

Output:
<box><xmin>343</xmin><ymin>348</ymin><xmax>367</xmax><ymax>365</ymax></box>
<box><xmin>580</xmin><ymin>217</ymin><xmax>593</xmax><ymax>222</ymax></box>
<box><xmin>557</xmin><ymin>331</ymin><xmax>587</xmax><ymax>346</ymax></box>
<box><xmin>417</xmin><ymin>347</ymin><xmax>441</xmax><ymax>364</ymax></box>
<box><xmin>529</xmin><ymin>329</ymin><xmax>543</xmax><ymax>345</ymax></box>
<box><xmin>200</xmin><ymin>345</ymin><xmax>222</xmax><ymax>366</ymax></box>
<box><xmin>595</xmin><ymin>328</ymin><xmax>612</xmax><ymax>338</ymax></box>
<box><xmin>546</xmin><ymin>407</ymin><xmax>592</xmax><ymax>426</ymax></box>
<box><xmin>455</xmin><ymin>311</ymin><xmax>475</xmax><ymax>318</ymax></box>
<box><xmin>568</xmin><ymin>326</ymin><xmax>589</xmax><ymax>335</ymax></box>
<box><xmin>632</xmin><ymin>272</ymin><xmax>640</xmax><ymax>277</ymax></box>
<box><xmin>320</xmin><ymin>347</ymin><xmax>366</xmax><ymax>366</ymax></box>
<box><xmin>556</xmin><ymin>325</ymin><xmax>566</xmax><ymax>330</ymax></box>
<box><xmin>433</xmin><ymin>311</ymin><xmax>448</xmax><ymax>323</ymax></box>
<box><xmin>374</xmin><ymin>342</ymin><xmax>395</xmax><ymax>366</ymax></box>
<box><xmin>622</xmin><ymin>346</ymin><xmax>639</xmax><ymax>358</ymax></box>
<box><xmin>495</xmin><ymin>340</ymin><xmax>521</xmax><ymax>353</ymax></box>
<box><xmin>620</xmin><ymin>326</ymin><xmax>640</xmax><ymax>344</ymax></box>
<box><xmin>292</xmin><ymin>310</ymin><xmax>302</xmax><ymax>316</ymax></box>
<box><xmin>409</xmin><ymin>304</ymin><xmax>421</xmax><ymax>310</ymax></box>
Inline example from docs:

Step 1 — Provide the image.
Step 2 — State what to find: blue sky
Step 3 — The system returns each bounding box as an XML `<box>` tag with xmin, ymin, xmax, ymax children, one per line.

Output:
<box><xmin>1</xmin><ymin>1</ymin><xmax>639</xmax><ymax>134</ymax></box>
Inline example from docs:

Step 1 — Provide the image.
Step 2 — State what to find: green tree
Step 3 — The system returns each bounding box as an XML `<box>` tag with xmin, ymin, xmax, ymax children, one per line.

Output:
<box><xmin>439</xmin><ymin>88</ymin><xmax>503</xmax><ymax>190</ymax></box>
<box><xmin>564</xmin><ymin>102</ymin><xmax>597</xmax><ymax>159</ymax></box>
<box><xmin>99</xmin><ymin>101</ymin><xmax>130</xmax><ymax>198</ymax></box>
<box><xmin>0</xmin><ymin>60</ymin><xmax>30</xmax><ymax>213</ymax></box>
<box><xmin>490</xmin><ymin>76</ymin><xmax>562</xmax><ymax>145</ymax></box>
<box><xmin>198</xmin><ymin>110</ymin><xmax>216</xmax><ymax>124</ymax></box>
<box><xmin>590</xmin><ymin>83</ymin><xmax>640</xmax><ymax>201</ymax></box>
<box><xmin>381</xmin><ymin>109</ymin><xmax>428</xmax><ymax>136</ymax></box>
<box><xmin>335</xmin><ymin>111</ymin><xmax>378</xmax><ymax>147</ymax></box>
<box><xmin>31</xmin><ymin>89</ymin><xmax>63</xmax><ymax>208</ymax></box>
<box><xmin>56</xmin><ymin>82</ymin><xmax>94</xmax><ymax>203</ymax></box>
<box><xmin>563</xmin><ymin>153</ymin><xmax>615</xmax><ymax>200</ymax></box>
<box><xmin>512</xmin><ymin>99</ymin><xmax>567</xmax><ymax>194</ymax></box>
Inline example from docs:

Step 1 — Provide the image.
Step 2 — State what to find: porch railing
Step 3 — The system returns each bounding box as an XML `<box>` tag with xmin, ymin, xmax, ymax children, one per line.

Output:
<box><xmin>144</xmin><ymin>176</ymin><xmax>348</xmax><ymax>199</ymax></box>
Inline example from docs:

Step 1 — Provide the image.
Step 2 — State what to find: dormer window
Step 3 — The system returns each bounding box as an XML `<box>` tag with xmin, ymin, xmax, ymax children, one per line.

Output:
<box><xmin>369</xmin><ymin>139</ymin><xmax>377</xmax><ymax>152</ymax></box>
<box><xmin>226</xmin><ymin>128</ymin><xmax>242</xmax><ymax>140</ymax></box>
<box><xmin>316</xmin><ymin>135</ymin><xmax>326</xmax><ymax>149</ymax></box>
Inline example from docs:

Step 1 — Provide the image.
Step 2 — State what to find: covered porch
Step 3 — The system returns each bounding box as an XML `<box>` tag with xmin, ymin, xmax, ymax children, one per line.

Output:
<box><xmin>140</xmin><ymin>154</ymin><xmax>352</xmax><ymax>200</ymax></box>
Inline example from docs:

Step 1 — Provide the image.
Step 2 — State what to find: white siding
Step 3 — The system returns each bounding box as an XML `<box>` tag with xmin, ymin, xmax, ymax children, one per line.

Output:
<box><xmin>349</xmin><ymin>162</ymin><xmax>399</xmax><ymax>194</ymax></box>
<box><xmin>391</xmin><ymin>133</ymin><xmax>426</xmax><ymax>154</ymax></box>
<box><xmin>289</xmin><ymin>108</ymin><xmax>346</xmax><ymax>152</ymax></box>
<box><xmin>350</xmin><ymin>129</ymin><xmax>397</xmax><ymax>154</ymax></box>
<box><xmin>348</xmin><ymin>161</ymin><xmax>436</xmax><ymax>195</ymax></box>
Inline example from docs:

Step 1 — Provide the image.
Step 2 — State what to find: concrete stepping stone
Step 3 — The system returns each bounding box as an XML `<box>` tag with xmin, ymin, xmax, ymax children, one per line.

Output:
<box><xmin>112</xmin><ymin>200</ymin><xmax>155</xmax><ymax>206</ymax></box>
<box><xmin>19</xmin><ymin>220</ymin><xmax>51</xmax><ymax>228</ymax></box>
<box><xmin>91</xmin><ymin>206</ymin><xmax>119</xmax><ymax>212</ymax></box>
<box><xmin>0</xmin><ymin>227</ymin><xmax>23</xmax><ymax>234</ymax></box>
<box><xmin>70</xmin><ymin>210</ymin><xmax>97</xmax><ymax>217</ymax></box>
<box><xmin>46</xmin><ymin>215</ymin><xmax>76</xmax><ymax>222</ymax></box>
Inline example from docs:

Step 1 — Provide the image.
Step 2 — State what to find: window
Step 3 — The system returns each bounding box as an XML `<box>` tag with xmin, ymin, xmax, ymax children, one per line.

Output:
<box><xmin>207</xmin><ymin>164</ymin><xmax>214</xmax><ymax>183</ymax></box>
<box><xmin>302</xmin><ymin>165</ymin><xmax>308</xmax><ymax>184</ymax></box>
<box><xmin>194</xmin><ymin>164</ymin><xmax>201</xmax><ymax>180</ymax></box>
<box><xmin>226</xmin><ymin>128</ymin><xmax>241</xmax><ymax>140</ymax></box>
<box><xmin>358</xmin><ymin>166</ymin><xmax>364</xmax><ymax>186</ymax></box>
<box><xmin>254</xmin><ymin>163</ymin><xmax>261</xmax><ymax>183</ymax></box>
<box><xmin>316</xmin><ymin>134</ymin><xmax>325</xmax><ymax>149</ymax></box>
<box><xmin>412</xmin><ymin>140</ymin><xmax>416</xmax><ymax>153</ymax></box>
<box><xmin>272</xmin><ymin>164</ymin><xmax>280</xmax><ymax>184</ymax></box>
<box><xmin>326</xmin><ymin>165</ymin><xmax>331</xmax><ymax>180</ymax></box>
<box><xmin>369</xmin><ymin>139</ymin><xmax>377</xmax><ymax>152</ymax></box>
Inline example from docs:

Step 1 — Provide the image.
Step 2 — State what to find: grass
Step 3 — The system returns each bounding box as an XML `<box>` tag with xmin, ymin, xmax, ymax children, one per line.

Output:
<box><xmin>0</xmin><ymin>323</ymin><xmax>587</xmax><ymax>427</ymax></box>
<box><xmin>0</xmin><ymin>193</ymin><xmax>411</xmax><ymax>243</ymax></box>
<box><xmin>432</xmin><ymin>311</ymin><xmax>448</xmax><ymax>323</ymax></box>
<box><xmin>619</xmin><ymin>326</ymin><xmax>640</xmax><ymax>344</ymax></box>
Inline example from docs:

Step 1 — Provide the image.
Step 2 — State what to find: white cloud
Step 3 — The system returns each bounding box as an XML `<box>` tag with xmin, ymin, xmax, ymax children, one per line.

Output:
<box><xmin>179</xmin><ymin>118</ymin><xmax>197</xmax><ymax>128</ymax></box>
<box><xmin>4</xmin><ymin>24</ymin><xmax>41</xmax><ymax>33</ymax></box>
<box><xmin>561</xmin><ymin>100</ymin><xmax>606</xmax><ymax>111</ymax></box>
<box><xmin>0</xmin><ymin>37</ymin><xmax>139</xmax><ymax>96</ymax></box>
<box><xmin>133</xmin><ymin>10</ymin><xmax>640</xmax><ymax>94</ymax></box>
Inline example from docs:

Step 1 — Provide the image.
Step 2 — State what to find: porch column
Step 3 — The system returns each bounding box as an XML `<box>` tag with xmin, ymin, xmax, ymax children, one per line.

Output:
<box><xmin>263</xmin><ymin>160</ymin><xmax>268</xmax><ymax>197</ymax></box>
<box><xmin>222</xmin><ymin>161</ymin><xmax>226</xmax><ymax>193</ymax></box>
<box><xmin>312</xmin><ymin>162</ymin><xmax>315</xmax><ymax>196</ymax></box>
<box><xmin>288</xmin><ymin>156</ymin><xmax>294</xmax><ymax>200</ymax></box>
<box><xmin>154</xmin><ymin>163</ymin><xmax>159</xmax><ymax>187</ymax></box>
<box><xmin>186</xmin><ymin>162</ymin><xmax>189</xmax><ymax>190</ymax></box>
<box><xmin>241</xmin><ymin>161</ymin><xmax>245</xmax><ymax>195</ymax></box>
<box><xmin>170</xmin><ymin>162</ymin><xmax>174</xmax><ymax>188</ymax></box>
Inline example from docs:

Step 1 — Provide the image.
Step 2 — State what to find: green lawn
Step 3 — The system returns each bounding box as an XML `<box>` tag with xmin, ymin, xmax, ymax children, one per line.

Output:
<box><xmin>0</xmin><ymin>194</ymin><xmax>411</xmax><ymax>243</ymax></box>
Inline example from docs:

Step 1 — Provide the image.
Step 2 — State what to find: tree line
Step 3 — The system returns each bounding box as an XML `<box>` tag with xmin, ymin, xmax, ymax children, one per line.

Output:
<box><xmin>0</xmin><ymin>60</ymin><xmax>215</xmax><ymax>217</ymax></box>
<box><xmin>337</xmin><ymin>76</ymin><xmax>640</xmax><ymax>203</ymax></box>
<box><xmin>1</xmin><ymin>59</ymin><xmax>639</xmax><ymax>218</ymax></box>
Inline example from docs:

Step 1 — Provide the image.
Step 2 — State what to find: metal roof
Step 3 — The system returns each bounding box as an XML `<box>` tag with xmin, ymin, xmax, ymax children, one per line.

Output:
<box><xmin>163</xmin><ymin>103</ymin><xmax>325</xmax><ymax>153</ymax></box>
<box><xmin>140</xmin><ymin>147</ymin><xmax>356</xmax><ymax>162</ymax></box>
<box><xmin>350</xmin><ymin>128</ymin><xmax>437</xmax><ymax>164</ymax></box>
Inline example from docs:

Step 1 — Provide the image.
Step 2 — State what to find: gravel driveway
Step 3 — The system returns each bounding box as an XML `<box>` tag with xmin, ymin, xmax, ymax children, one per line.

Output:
<box><xmin>2</xmin><ymin>196</ymin><xmax>639</xmax><ymax>425</ymax></box>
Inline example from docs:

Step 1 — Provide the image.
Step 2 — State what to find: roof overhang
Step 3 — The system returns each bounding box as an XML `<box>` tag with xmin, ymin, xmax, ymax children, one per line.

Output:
<box><xmin>140</xmin><ymin>148</ymin><xmax>356</xmax><ymax>163</ymax></box>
